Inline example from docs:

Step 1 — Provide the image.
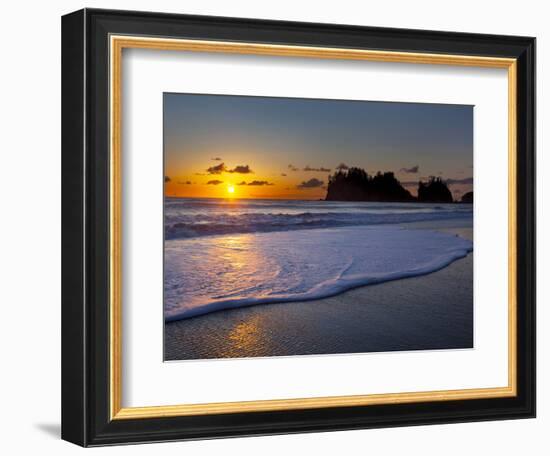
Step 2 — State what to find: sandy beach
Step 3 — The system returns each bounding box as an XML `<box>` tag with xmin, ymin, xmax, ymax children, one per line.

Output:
<box><xmin>164</xmin><ymin>222</ymin><xmax>473</xmax><ymax>361</ymax></box>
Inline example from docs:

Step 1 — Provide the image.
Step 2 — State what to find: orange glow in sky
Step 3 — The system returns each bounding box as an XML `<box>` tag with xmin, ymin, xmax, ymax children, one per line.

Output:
<box><xmin>164</xmin><ymin>170</ymin><xmax>327</xmax><ymax>200</ymax></box>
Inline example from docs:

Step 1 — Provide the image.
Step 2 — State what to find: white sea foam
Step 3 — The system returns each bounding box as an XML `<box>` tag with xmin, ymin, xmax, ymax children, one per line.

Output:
<box><xmin>165</xmin><ymin>225</ymin><xmax>472</xmax><ymax>321</ymax></box>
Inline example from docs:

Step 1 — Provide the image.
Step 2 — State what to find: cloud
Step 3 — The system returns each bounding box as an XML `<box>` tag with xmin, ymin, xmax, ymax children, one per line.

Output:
<box><xmin>206</xmin><ymin>162</ymin><xmax>227</xmax><ymax>174</ymax></box>
<box><xmin>336</xmin><ymin>163</ymin><xmax>349</xmax><ymax>171</ymax></box>
<box><xmin>401</xmin><ymin>176</ymin><xmax>473</xmax><ymax>186</ymax></box>
<box><xmin>281</xmin><ymin>173</ymin><xmax>287</xmax><ymax>177</ymax></box>
<box><xmin>400</xmin><ymin>165</ymin><xmax>419</xmax><ymax>174</ymax></box>
<box><xmin>288</xmin><ymin>164</ymin><xmax>299</xmax><ymax>172</ymax></box>
<box><xmin>207</xmin><ymin>163</ymin><xmax>254</xmax><ymax>174</ymax></box>
<box><xmin>247</xmin><ymin>180</ymin><xmax>274</xmax><ymax>186</ymax></box>
<box><xmin>446</xmin><ymin>177</ymin><xmax>473</xmax><ymax>185</ymax></box>
<box><xmin>206</xmin><ymin>179</ymin><xmax>224</xmax><ymax>185</ymax></box>
<box><xmin>228</xmin><ymin>164</ymin><xmax>253</xmax><ymax>174</ymax></box>
<box><xmin>236</xmin><ymin>180</ymin><xmax>274</xmax><ymax>186</ymax></box>
<box><xmin>297</xmin><ymin>178</ymin><xmax>324</xmax><ymax>189</ymax></box>
<box><xmin>303</xmin><ymin>165</ymin><xmax>331</xmax><ymax>172</ymax></box>
<box><xmin>211</xmin><ymin>157</ymin><xmax>222</xmax><ymax>161</ymax></box>
<box><xmin>177</xmin><ymin>180</ymin><xmax>192</xmax><ymax>185</ymax></box>
<box><xmin>164</xmin><ymin>176</ymin><xmax>171</xmax><ymax>183</ymax></box>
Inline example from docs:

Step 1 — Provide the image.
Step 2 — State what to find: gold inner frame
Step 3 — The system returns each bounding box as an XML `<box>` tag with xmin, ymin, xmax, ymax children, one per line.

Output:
<box><xmin>109</xmin><ymin>35</ymin><xmax>518</xmax><ymax>420</ymax></box>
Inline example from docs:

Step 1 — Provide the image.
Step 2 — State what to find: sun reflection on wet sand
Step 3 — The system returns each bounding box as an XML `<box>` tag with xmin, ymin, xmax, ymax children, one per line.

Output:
<box><xmin>228</xmin><ymin>315</ymin><xmax>262</xmax><ymax>352</ymax></box>
<box><xmin>216</xmin><ymin>313</ymin><xmax>279</xmax><ymax>358</ymax></box>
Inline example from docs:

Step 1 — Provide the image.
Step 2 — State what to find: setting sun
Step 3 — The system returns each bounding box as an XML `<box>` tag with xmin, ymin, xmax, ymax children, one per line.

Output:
<box><xmin>227</xmin><ymin>185</ymin><xmax>235</xmax><ymax>195</ymax></box>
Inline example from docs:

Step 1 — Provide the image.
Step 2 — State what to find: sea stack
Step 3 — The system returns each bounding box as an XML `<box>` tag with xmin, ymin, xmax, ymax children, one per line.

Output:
<box><xmin>325</xmin><ymin>168</ymin><xmax>415</xmax><ymax>202</ymax></box>
<box><xmin>417</xmin><ymin>177</ymin><xmax>453</xmax><ymax>203</ymax></box>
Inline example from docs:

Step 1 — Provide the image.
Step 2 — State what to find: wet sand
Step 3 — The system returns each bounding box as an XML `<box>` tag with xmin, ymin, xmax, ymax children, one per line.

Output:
<box><xmin>165</xmin><ymin>224</ymin><xmax>473</xmax><ymax>361</ymax></box>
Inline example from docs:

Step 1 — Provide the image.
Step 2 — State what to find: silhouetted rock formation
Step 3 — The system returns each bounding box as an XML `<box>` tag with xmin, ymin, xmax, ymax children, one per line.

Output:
<box><xmin>325</xmin><ymin>168</ymin><xmax>415</xmax><ymax>202</ymax></box>
<box><xmin>417</xmin><ymin>177</ymin><xmax>453</xmax><ymax>203</ymax></box>
<box><xmin>461</xmin><ymin>191</ymin><xmax>473</xmax><ymax>203</ymax></box>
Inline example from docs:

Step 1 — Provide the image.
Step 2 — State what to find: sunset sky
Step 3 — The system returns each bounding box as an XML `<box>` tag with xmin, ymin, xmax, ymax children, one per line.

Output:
<box><xmin>164</xmin><ymin>93</ymin><xmax>473</xmax><ymax>200</ymax></box>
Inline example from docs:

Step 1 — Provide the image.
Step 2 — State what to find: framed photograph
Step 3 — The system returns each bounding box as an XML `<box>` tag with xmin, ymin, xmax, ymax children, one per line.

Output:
<box><xmin>61</xmin><ymin>8</ymin><xmax>535</xmax><ymax>446</ymax></box>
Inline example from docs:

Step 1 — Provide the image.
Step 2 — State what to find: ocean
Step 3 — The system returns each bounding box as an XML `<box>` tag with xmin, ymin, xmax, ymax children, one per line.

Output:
<box><xmin>164</xmin><ymin>198</ymin><xmax>473</xmax><ymax>321</ymax></box>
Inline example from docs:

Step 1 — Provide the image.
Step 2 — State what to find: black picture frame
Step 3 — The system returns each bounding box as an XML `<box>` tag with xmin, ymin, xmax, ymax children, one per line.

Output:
<box><xmin>62</xmin><ymin>8</ymin><xmax>535</xmax><ymax>447</ymax></box>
